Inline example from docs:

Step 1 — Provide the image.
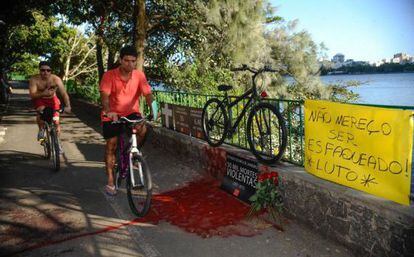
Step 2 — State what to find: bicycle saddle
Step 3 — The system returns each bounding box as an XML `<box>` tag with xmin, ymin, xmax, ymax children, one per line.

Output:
<box><xmin>218</xmin><ymin>84</ymin><xmax>233</xmax><ymax>91</ymax></box>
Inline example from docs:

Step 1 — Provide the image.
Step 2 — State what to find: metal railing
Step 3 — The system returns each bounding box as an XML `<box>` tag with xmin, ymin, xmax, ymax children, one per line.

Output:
<box><xmin>152</xmin><ymin>90</ymin><xmax>305</xmax><ymax>166</ymax></box>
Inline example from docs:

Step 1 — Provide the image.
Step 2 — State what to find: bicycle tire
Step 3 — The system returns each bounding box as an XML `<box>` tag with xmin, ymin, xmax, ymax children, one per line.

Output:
<box><xmin>50</xmin><ymin>127</ymin><xmax>60</xmax><ymax>171</ymax></box>
<box><xmin>246</xmin><ymin>102</ymin><xmax>287</xmax><ymax>164</ymax></box>
<box><xmin>0</xmin><ymin>85</ymin><xmax>7</xmax><ymax>104</ymax></box>
<box><xmin>201</xmin><ymin>98</ymin><xmax>228</xmax><ymax>147</ymax></box>
<box><xmin>43</xmin><ymin>127</ymin><xmax>51</xmax><ymax>159</ymax></box>
<box><xmin>127</xmin><ymin>154</ymin><xmax>152</xmax><ymax>217</ymax></box>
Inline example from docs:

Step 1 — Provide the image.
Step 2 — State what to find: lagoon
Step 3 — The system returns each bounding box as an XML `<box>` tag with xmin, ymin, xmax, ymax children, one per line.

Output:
<box><xmin>321</xmin><ymin>73</ymin><xmax>414</xmax><ymax>107</ymax></box>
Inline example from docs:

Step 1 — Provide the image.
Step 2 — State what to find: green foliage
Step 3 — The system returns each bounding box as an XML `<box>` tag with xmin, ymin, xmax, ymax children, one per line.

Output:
<box><xmin>331</xmin><ymin>62</ymin><xmax>414</xmax><ymax>74</ymax></box>
<box><xmin>66</xmin><ymin>71</ymin><xmax>100</xmax><ymax>103</ymax></box>
<box><xmin>1</xmin><ymin>0</ymin><xmax>359</xmax><ymax>106</ymax></box>
<box><xmin>248</xmin><ymin>171</ymin><xmax>283</xmax><ymax>227</ymax></box>
<box><xmin>10</xmin><ymin>53</ymin><xmax>39</xmax><ymax>77</ymax></box>
<box><xmin>165</xmin><ymin>59</ymin><xmax>233</xmax><ymax>93</ymax></box>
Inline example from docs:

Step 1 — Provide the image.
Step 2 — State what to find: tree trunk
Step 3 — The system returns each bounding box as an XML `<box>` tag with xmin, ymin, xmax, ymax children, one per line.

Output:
<box><xmin>107</xmin><ymin>48</ymin><xmax>115</xmax><ymax>70</ymax></box>
<box><xmin>132</xmin><ymin>0</ymin><xmax>146</xmax><ymax>71</ymax></box>
<box><xmin>96</xmin><ymin>39</ymin><xmax>105</xmax><ymax>82</ymax></box>
<box><xmin>96</xmin><ymin>15</ymin><xmax>106</xmax><ymax>82</ymax></box>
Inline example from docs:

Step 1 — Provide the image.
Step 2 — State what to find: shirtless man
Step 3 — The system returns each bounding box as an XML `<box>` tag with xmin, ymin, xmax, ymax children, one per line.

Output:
<box><xmin>29</xmin><ymin>61</ymin><xmax>71</xmax><ymax>149</ymax></box>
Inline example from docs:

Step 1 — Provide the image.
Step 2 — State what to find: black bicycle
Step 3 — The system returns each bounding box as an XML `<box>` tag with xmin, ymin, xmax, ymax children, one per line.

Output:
<box><xmin>112</xmin><ymin>116</ymin><xmax>152</xmax><ymax>217</ymax></box>
<box><xmin>201</xmin><ymin>65</ymin><xmax>287</xmax><ymax>164</ymax></box>
<box><xmin>38</xmin><ymin>107</ymin><xmax>62</xmax><ymax>171</ymax></box>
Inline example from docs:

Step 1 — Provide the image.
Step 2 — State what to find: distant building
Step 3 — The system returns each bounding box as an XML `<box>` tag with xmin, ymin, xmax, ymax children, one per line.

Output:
<box><xmin>392</xmin><ymin>53</ymin><xmax>411</xmax><ymax>64</ymax></box>
<box><xmin>332</xmin><ymin>53</ymin><xmax>345</xmax><ymax>63</ymax></box>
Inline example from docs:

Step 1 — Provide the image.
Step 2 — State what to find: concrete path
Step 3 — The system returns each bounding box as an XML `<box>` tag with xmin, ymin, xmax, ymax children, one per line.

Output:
<box><xmin>0</xmin><ymin>84</ymin><xmax>354</xmax><ymax>257</ymax></box>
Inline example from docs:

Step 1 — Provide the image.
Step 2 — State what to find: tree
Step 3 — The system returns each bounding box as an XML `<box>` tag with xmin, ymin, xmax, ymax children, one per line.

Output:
<box><xmin>61</xmin><ymin>30</ymin><xmax>97</xmax><ymax>82</ymax></box>
<box><xmin>6</xmin><ymin>12</ymin><xmax>97</xmax><ymax>87</ymax></box>
<box><xmin>0</xmin><ymin>0</ymin><xmax>54</xmax><ymax>71</ymax></box>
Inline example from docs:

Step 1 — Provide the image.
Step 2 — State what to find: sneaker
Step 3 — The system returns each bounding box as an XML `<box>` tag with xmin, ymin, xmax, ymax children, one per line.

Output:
<box><xmin>37</xmin><ymin>130</ymin><xmax>45</xmax><ymax>141</ymax></box>
<box><xmin>104</xmin><ymin>185</ymin><xmax>117</xmax><ymax>196</ymax></box>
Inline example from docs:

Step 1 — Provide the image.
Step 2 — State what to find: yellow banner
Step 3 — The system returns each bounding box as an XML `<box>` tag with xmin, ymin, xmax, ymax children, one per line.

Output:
<box><xmin>304</xmin><ymin>100</ymin><xmax>413</xmax><ymax>205</ymax></box>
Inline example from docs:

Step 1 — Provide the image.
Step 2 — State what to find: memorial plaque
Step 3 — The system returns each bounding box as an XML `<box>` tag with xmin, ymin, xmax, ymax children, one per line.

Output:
<box><xmin>189</xmin><ymin>107</ymin><xmax>205</xmax><ymax>139</ymax></box>
<box><xmin>173</xmin><ymin>105</ymin><xmax>190</xmax><ymax>135</ymax></box>
<box><xmin>220</xmin><ymin>153</ymin><xmax>259</xmax><ymax>203</ymax></box>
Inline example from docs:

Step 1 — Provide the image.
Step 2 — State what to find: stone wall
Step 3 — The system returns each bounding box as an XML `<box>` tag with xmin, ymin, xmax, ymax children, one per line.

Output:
<box><xmin>152</xmin><ymin>126</ymin><xmax>414</xmax><ymax>257</ymax></box>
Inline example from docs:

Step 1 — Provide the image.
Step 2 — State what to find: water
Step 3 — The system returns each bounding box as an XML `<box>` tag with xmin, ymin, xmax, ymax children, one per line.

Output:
<box><xmin>320</xmin><ymin>73</ymin><xmax>414</xmax><ymax>107</ymax></box>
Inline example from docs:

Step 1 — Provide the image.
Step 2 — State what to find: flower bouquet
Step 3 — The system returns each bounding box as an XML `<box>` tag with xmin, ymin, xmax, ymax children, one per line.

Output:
<box><xmin>248</xmin><ymin>171</ymin><xmax>284</xmax><ymax>230</ymax></box>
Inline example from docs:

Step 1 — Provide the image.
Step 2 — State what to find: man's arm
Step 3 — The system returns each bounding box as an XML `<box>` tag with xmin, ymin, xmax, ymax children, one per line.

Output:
<box><xmin>100</xmin><ymin>91</ymin><xmax>118</xmax><ymax>121</ymax></box>
<box><xmin>144</xmin><ymin>93</ymin><xmax>154</xmax><ymax>118</ymax></box>
<box><xmin>55</xmin><ymin>76</ymin><xmax>71</xmax><ymax>112</ymax></box>
<box><xmin>101</xmin><ymin>91</ymin><xmax>110</xmax><ymax>113</ymax></box>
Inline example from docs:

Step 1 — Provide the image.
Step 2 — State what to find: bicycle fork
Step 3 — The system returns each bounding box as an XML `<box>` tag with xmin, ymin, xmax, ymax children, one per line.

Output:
<box><xmin>128</xmin><ymin>132</ymin><xmax>143</xmax><ymax>189</ymax></box>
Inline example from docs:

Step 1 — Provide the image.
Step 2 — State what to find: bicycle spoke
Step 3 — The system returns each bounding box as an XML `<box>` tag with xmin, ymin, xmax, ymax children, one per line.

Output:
<box><xmin>247</xmin><ymin>103</ymin><xmax>287</xmax><ymax>164</ymax></box>
<box><xmin>127</xmin><ymin>155</ymin><xmax>151</xmax><ymax>217</ymax></box>
<box><xmin>202</xmin><ymin>98</ymin><xmax>227</xmax><ymax>146</ymax></box>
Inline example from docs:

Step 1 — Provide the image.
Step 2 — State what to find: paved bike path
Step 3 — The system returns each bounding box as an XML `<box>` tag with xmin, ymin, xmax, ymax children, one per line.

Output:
<box><xmin>0</xmin><ymin>86</ymin><xmax>354</xmax><ymax>257</ymax></box>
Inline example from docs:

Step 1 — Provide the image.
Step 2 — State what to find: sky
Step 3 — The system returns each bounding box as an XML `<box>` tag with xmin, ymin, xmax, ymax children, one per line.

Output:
<box><xmin>269</xmin><ymin>0</ymin><xmax>414</xmax><ymax>63</ymax></box>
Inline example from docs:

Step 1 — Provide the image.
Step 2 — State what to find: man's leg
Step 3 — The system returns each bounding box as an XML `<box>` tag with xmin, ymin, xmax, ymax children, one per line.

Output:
<box><xmin>135</xmin><ymin>123</ymin><xmax>147</xmax><ymax>146</ymax></box>
<box><xmin>35</xmin><ymin>106</ymin><xmax>45</xmax><ymax>141</ymax></box>
<box><xmin>105</xmin><ymin>137</ymin><xmax>118</xmax><ymax>187</ymax></box>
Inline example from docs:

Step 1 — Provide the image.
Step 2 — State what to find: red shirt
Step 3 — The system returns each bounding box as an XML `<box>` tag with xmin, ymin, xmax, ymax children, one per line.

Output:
<box><xmin>99</xmin><ymin>67</ymin><xmax>151</xmax><ymax>121</ymax></box>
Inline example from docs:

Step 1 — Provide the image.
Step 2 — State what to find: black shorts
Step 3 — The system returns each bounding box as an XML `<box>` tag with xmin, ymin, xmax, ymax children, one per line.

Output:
<box><xmin>102</xmin><ymin>113</ymin><xmax>142</xmax><ymax>139</ymax></box>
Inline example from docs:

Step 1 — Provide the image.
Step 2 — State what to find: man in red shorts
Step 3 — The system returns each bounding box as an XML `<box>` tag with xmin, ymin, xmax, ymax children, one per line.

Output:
<box><xmin>100</xmin><ymin>46</ymin><xmax>154</xmax><ymax>195</ymax></box>
<box><xmin>29</xmin><ymin>61</ymin><xmax>72</xmax><ymax>152</ymax></box>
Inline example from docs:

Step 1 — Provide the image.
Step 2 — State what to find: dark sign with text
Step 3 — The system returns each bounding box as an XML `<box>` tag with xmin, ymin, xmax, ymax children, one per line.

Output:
<box><xmin>220</xmin><ymin>153</ymin><xmax>258</xmax><ymax>203</ymax></box>
<box><xmin>189</xmin><ymin>107</ymin><xmax>204</xmax><ymax>139</ymax></box>
<box><xmin>173</xmin><ymin>105</ymin><xmax>190</xmax><ymax>135</ymax></box>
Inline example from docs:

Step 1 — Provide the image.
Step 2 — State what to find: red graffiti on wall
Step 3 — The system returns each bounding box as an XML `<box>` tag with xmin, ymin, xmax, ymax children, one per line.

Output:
<box><xmin>203</xmin><ymin>146</ymin><xmax>227</xmax><ymax>178</ymax></box>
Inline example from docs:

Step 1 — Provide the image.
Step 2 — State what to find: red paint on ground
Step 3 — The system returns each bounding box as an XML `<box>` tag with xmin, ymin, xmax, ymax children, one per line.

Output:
<box><xmin>139</xmin><ymin>177</ymin><xmax>261</xmax><ymax>238</ymax></box>
<box><xmin>4</xmin><ymin>177</ymin><xmax>266</xmax><ymax>256</ymax></box>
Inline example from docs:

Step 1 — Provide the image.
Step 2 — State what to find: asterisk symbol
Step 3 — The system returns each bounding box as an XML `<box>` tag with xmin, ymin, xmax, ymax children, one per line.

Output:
<box><xmin>360</xmin><ymin>174</ymin><xmax>378</xmax><ymax>187</ymax></box>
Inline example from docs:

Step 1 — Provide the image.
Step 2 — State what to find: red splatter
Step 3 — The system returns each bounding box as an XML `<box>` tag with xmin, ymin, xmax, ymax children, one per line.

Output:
<box><xmin>139</xmin><ymin>177</ymin><xmax>261</xmax><ymax>238</ymax></box>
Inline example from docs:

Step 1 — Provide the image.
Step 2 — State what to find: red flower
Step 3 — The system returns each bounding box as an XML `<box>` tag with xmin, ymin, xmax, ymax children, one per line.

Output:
<box><xmin>273</xmin><ymin>176</ymin><xmax>279</xmax><ymax>186</ymax></box>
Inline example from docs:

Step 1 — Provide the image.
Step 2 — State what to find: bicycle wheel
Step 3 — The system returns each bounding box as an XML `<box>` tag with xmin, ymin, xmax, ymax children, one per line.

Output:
<box><xmin>50</xmin><ymin>127</ymin><xmax>60</xmax><ymax>171</ymax></box>
<box><xmin>246</xmin><ymin>102</ymin><xmax>287</xmax><ymax>164</ymax></box>
<box><xmin>42</xmin><ymin>128</ymin><xmax>51</xmax><ymax>159</ymax></box>
<box><xmin>127</xmin><ymin>154</ymin><xmax>152</xmax><ymax>217</ymax></box>
<box><xmin>0</xmin><ymin>85</ymin><xmax>7</xmax><ymax>104</ymax></box>
<box><xmin>201</xmin><ymin>98</ymin><xmax>228</xmax><ymax>146</ymax></box>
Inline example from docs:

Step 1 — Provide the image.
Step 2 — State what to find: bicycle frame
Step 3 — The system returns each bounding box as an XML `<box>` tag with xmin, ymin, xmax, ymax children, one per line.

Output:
<box><xmin>117</xmin><ymin>123</ymin><xmax>146</xmax><ymax>189</ymax></box>
<box><xmin>223</xmin><ymin>85</ymin><xmax>262</xmax><ymax>136</ymax></box>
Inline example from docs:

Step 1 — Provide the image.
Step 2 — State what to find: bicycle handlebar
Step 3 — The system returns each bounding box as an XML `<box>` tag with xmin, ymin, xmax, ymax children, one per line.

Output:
<box><xmin>37</xmin><ymin>107</ymin><xmax>65</xmax><ymax>115</ymax></box>
<box><xmin>109</xmin><ymin>116</ymin><xmax>147</xmax><ymax>124</ymax></box>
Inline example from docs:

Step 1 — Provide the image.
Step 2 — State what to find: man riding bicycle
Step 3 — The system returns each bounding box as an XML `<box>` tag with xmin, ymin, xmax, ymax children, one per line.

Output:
<box><xmin>100</xmin><ymin>46</ymin><xmax>154</xmax><ymax>196</ymax></box>
<box><xmin>29</xmin><ymin>61</ymin><xmax>72</xmax><ymax>153</ymax></box>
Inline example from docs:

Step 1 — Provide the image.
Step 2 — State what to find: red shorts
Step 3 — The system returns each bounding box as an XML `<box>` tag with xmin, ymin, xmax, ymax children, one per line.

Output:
<box><xmin>33</xmin><ymin>96</ymin><xmax>61</xmax><ymax>118</ymax></box>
